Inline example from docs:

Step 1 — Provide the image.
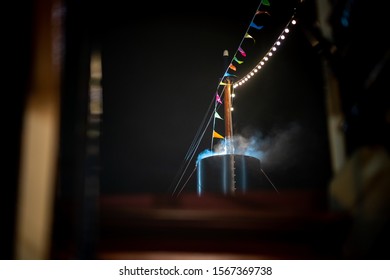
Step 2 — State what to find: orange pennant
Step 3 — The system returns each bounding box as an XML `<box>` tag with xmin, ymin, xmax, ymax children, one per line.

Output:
<box><xmin>213</xmin><ymin>130</ymin><xmax>224</xmax><ymax>139</ymax></box>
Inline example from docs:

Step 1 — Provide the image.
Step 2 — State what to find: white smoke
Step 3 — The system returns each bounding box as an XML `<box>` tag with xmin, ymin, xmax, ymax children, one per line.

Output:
<box><xmin>197</xmin><ymin>122</ymin><xmax>305</xmax><ymax>171</ymax></box>
<box><xmin>258</xmin><ymin>122</ymin><xmax>304</xmax><ymax>171</ymax></box>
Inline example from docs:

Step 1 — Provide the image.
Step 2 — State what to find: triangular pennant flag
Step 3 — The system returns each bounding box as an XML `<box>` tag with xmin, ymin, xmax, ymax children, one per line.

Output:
<box><xmin>245</xmin><ymin>33</ymin><xmax>255</xmax><ymax>43</ymax></box>
<box><xmin>256</xmin><ymin>10</ymin><xmax>271</xmax><ymax>16</ymax></box>
<box><xmin>219</xmin><ymin>82</ymin><xmax>228</xmax><ymax>85</ymax></box>
<box><xmin>213</xmin><ymin>130</ymin><xmax>224</xmax><ymax>139</ymax></box>
<box><xmin>238</xmin><ymin>47</ymin><xmax>246</xmax><ymax>57</ymax></box>
<box><xmin>216</xmin><ymin>93</ymin><xmax>222</xmax><ymax>104</ymax></box>
<box><xmin>233</xmin><ymin>56</ymin><xmax>244</xmax><ymax>64</ymax></box>
<box><xmin>261</xmin><ymin>0</ymin><xmax>270</xmax><ymax>6</ymax></box>
<box><xmin>214</xmin><ymin>111</ymin><xmax>223</xmax><ymax>120</ymax></box>
<box><xmin>224</xmin><ymin>73</ymin><xmax>237</xmax><ymax>77</ymax></box>
<box><xmin>229</xmin><ymin>64</ymin><xmax>237</xmax><ymax>71</ymax></box>
<box><xmin>250</xmin><ymin>22</ymin><xmax>264</xmax><ymax>30</ymax></box>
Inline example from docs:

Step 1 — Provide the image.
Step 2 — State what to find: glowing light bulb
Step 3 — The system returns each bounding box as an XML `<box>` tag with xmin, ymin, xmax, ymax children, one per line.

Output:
<box><xmin>229</xmin><ymin>14</ymin><xmax>297</xmax><ymax>90</ymax></box>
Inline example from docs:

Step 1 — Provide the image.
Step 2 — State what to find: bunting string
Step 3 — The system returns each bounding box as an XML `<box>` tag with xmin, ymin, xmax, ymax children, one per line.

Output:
<box><xmin>233</xmin><ymin>16</ymin><xmax>297</xmax><ymax>88</ymax></box>
<box><xmin>170</xmin><ymin>0</ymin><xmax>300</xmax><ymax>197</ymax></box>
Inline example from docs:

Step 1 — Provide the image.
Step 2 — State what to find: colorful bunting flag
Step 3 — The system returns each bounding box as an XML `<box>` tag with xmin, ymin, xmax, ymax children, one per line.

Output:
<box><xmin>233</xmin><ymin>56</ymin><xmax>244</xmax><ymax>64</ymax></box>
<box><xmin>213</xmin><ymin>130</ymin><xmax>224</xmax><ymax>139</ymax></box>
<box><xmin>214</xmin><ymin>111</ymin><xmax>223</xmax><ymax>120</ymax></box>
<box><xmin>216</xmin><ymin>93</ymin><xmax>222</xmax><ymax>104</ymax></box>
<box><xmin>224</xmin><ymin>73</ymin><xmax>237</xmax><ymax>77</ymax></box>
<box><xmin>238</xmin><ymin>47</ymin><xmax>246</xmax><ymax>57</ymax></box>
<box><xmin>261</xmin><ymin>0</ymin><xmax>270</xmax><ymax>6</ymax></box>
<box><xmin>219</xmin><ymin>82</ymin><xmax>228</xmax><ymax>86</ymax></box>
<box><xmin>245</xmin><ymin>33</ymin><xmax>255</xmax><ymax>43</ymax></box>
<box><xmin>250</xmin><ymin>22</ymin><xmax>264</xmax><ymax>30</ymax></box>
<box><xmin>256</xmin><ymin>11</ymin><xmax>271</xmax><ymax>16</ymax></box>
<box><xmin>229</xmin><ymin>64</ymin><xmax>237</xmax><ymax>71</ymax></box>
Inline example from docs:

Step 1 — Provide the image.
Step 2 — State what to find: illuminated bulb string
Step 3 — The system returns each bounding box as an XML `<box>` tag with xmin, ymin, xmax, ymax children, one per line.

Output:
<box><xmin>170</xmin><ymin>10</ymin><xmax>298</xmax><ymax>197</ymax></box>
<box><xmin>210</xmin><ymin>16</ymin><xmax>298</xmax><ymax>149</ymax></box>
<box><xmin>233</xmin><ymin>17</ymin><xmax>297</xmax><ymax>88</ymax></box>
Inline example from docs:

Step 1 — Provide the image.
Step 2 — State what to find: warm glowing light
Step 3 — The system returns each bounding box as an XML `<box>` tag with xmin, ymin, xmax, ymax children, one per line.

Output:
<box><xmin>232</xmin><ymin>15</ymin><xmax>297</xmax><ymax>88</ymax></box>
<box><xmin>231</xmin><ymin>107</ymin><xmax>234</xmax><ymax>111</ymax></box>
<box><xmin>232</xmin><ymin>93</ymin><xmax>236</xmax><ymax>97</ymax></box>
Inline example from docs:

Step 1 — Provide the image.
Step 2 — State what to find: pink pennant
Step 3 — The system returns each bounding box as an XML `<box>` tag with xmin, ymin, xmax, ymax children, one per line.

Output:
<box><xmin>238</xmin><ymin>47</ymin><xmax>246</xmax><ymax>57</ymax></box>
<box><xmin>216</xmin><ymin>93</ymin><xmax>222</xmax><ymax>104</ymax></box>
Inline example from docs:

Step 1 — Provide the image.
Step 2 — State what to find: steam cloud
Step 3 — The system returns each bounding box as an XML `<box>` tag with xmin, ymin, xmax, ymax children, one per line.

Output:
<box><xmin>197</xmin><ymin>122</ymin><xmax>306</xmax><ymax>172</ymax></box>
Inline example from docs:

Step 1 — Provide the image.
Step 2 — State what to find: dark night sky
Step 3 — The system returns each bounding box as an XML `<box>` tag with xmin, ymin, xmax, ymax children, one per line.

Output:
<box><xmin>99</xmin><ymin>0</ymin><xmax>332</xmax><ymax>194</ymax></box>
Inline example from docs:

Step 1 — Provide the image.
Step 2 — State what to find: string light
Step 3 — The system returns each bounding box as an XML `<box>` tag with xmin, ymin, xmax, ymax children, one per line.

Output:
<box><xmin>233</xmin><ymin>16</ymin><xmax>297</xmax><ymax>89</ymax></box>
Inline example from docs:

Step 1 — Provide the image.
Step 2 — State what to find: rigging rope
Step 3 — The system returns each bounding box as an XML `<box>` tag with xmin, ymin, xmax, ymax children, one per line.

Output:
<box><xmin>170</xmin><ymin>0</ymin><xmax>294</xmax><ymax>196</ymax></box>
<box><xmin>169</xmin><ymin>0</ymin><xmax>273</xmax><ymax>196</ymax></box>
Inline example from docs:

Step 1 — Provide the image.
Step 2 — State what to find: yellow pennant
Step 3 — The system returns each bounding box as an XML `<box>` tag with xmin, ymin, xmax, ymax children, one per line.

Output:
<box><xmin>213</xmin><ymin>130</ymin><xmax>224</xmax><ymax>139</ymax></box>
<box><xmin>245</xmin><ymin>33</ymin><xmax>255</xmax><ymax>43</ymax></box>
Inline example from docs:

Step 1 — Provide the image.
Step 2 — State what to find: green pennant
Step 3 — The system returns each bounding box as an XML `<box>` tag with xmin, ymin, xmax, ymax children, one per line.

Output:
<box><xmin>262</xmin><ymin>0</ymin><xmax>270</xmax><ymax>6</ymax></box>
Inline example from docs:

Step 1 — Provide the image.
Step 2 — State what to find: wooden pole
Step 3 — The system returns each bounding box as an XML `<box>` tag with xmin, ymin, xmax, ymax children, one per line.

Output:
<box><xmin>223</xmin><ymin>77</ymin><xmax>235</xmax><ymax>194</ymax></box>
<box><xmin>223</xmin><ymin>78</ymin><xmax>233</xmax><ymax>147</ymax></box>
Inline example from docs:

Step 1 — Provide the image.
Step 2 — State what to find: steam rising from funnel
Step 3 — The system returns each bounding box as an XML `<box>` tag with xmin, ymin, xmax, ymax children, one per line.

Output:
<box><xmin>197</xmin><ymin>134</ymin><xmax>264</xmax><ymax>164</ymax></box>
<box><xmin>197</xmin><ymin>123</ymin><xmax>304</xmax><ymax>171</ymax></box>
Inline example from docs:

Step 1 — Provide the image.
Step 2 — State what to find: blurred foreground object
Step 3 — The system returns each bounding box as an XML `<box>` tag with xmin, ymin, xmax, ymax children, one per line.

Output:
<box><xmin>312</xmin><ymin>0</ymin><xmax>390</xmax><ymax>258</ymax></box>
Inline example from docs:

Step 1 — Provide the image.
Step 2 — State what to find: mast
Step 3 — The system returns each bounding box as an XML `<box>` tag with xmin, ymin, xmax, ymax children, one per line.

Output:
<box><xmin>223</xmin><ymin>78</ymin><xmax>234</xmax><ymax>151</ymax></box>
<box><xmin>222</xmin><ymin>50</ymin><xmax>235</xmax><ymax>194</ymax></box>
<box><xmin>222</xmin><ymin>50</ymin><xmax>234</xmax><ymax>152</ymax></box>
